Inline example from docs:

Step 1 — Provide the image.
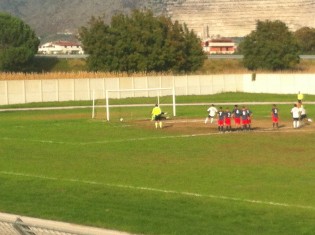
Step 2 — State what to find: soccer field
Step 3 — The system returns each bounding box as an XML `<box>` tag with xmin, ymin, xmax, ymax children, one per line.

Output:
<box><xmin>0</xmin><ymin>95</ymin><xmax>315</xmax><ymax>235</ymax></box>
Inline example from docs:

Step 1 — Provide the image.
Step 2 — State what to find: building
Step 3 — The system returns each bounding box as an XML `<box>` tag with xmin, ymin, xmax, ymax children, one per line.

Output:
<box><xmin>202</xmin><ymin>38</ymin><xmax>236</xmax><ymax>54</ymax></box>
<box><xmin>38</xmin><ymin>41</ymin><xmax>84</xmax><ymax>55</ymax></box>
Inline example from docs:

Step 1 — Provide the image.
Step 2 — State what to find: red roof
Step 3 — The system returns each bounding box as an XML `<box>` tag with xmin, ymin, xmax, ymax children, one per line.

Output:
<box><xmin>209</xmin><ymin>38</ymin><xmax>233</xmax><ymax>43</ymax></box>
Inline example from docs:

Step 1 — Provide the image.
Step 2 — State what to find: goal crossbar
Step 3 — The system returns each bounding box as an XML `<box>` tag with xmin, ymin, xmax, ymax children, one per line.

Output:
<box><xmin>105</xmin><ymin>87</ymin><xmax>176</xmax><ymax>121</ymax></box>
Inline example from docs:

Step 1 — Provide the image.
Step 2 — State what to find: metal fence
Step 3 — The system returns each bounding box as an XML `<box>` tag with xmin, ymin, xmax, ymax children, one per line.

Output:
<box><xmin>0</xmin><ymin>217</ymin><xmax>82</xmax><ymax>235</ymax></box>
<box><xmin>0</xmin><ymin>215</ymin><xmax>129</xmax><ymax>235</ymax></box>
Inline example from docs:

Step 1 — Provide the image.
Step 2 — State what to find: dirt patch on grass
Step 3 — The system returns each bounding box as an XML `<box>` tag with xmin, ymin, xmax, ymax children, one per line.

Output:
<box><xmin>133</xmin><ymin>118</ymin><xmax>315</xmax><ymax>169</ymax></box>
<box><xmin>134</xmin><ymin>118</ymin><xmax>315</xmax><ymax>135</ymax></box>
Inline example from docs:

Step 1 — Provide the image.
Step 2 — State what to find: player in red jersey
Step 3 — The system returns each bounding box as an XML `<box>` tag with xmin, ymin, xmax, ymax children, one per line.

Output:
<box><xmin>271</xmin><ymin>104</ymin><xmax>279</xmax><ymax>128</ymax></box>
<box><xmin>232</xmin><ymin>105</ymin><xmax>241</xmax><ymax>131</ymax></box>
<box><xmin>224</xmin><ymin>107</ymin><xmax>232</xmax><ymax>132</ymax></box>
<box><xmin>241</xmin><ymin>106</ymin><xmax>249</xmax><ymax>131</ymax></box>
<box><xmin>217</xmin><ymin>107</ymin><xmax>225</xmax><ymax>132</ymax></box>
<box><xmin>246</xmin><ymin>106</ymin><xmax>253</xmax><ymax>130</ymax></box>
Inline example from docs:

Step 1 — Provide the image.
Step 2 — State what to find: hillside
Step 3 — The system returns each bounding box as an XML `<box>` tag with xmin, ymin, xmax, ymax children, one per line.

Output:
<box><xmin>0</xmin><ymin>0</ymin><xmax>314</xmax><ymax>40</ymax></box>
<box><xmin>165</xmin><ymin>0</ymin><xmax>315</xmax><ymax>37</ymax></box>
<box><xmin>0</xmin><ymin>0</ymin><xmax>146</xmax><ymax>39</ymax></box>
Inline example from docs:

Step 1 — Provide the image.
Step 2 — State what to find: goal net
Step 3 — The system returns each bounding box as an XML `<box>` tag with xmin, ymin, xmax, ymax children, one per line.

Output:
<box><xmin>92</xmin><ymin>88</ymin><xmax>176</xmax><ymax>122</ymax></box>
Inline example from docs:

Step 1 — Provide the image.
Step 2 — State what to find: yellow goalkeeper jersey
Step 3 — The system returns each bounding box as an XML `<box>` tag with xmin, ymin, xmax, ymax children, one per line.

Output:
<box><xmin>152</xmin><ymin>106</ymin><xmax>162</xmax><ymax>116</ymax></box>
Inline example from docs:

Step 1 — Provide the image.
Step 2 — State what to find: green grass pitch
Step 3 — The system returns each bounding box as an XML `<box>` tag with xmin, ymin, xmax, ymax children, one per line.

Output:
<box><xmin>0</xmin><ymin>93</ymin><xmax>315</xmax><ymax>235</ymax></box>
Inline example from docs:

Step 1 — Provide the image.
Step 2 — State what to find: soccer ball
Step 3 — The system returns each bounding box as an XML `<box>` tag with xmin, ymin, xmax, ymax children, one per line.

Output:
<box><xmin>307</xmin><ymin>118</ymin><xmax>313</xmax><ymax>122</ymax></box>
<box><xmin>120</xmin><ymin>118</ymin><xmax>123</xmax><ymax>122</ymax></box>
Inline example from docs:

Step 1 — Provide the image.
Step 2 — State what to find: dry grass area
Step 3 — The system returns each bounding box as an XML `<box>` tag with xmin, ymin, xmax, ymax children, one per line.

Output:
<box><xmin>0</xmin><ymin>71</ymin><xmax>175</xmax><ymax>80</ymax></box>
<box><xmin>294</xmin><ymin>60</ymin><xmax>315</xmax><ymax>73</ymax></box>
<box><xmin>0</xmin><ymin>71</ymin><xmax>141</xmax><ymax>80</ymax></box>
<box><xmin>198</xmin><ymin>59</ymin><xmax>315</xmax><ymax>74</ymax></box>
<box><xmin>0</xmin><ymin>59</ymin><xmax>315</xmax><ymax>81</ymax></box>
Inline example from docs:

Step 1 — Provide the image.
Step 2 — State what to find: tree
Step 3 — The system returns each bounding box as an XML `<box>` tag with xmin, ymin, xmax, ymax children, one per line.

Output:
<box><xmin>79</xmin><ymin>10</ymin><xmax>205</xmax><ymax>73</ymax></box>
<box><xmin>0</xmin><ymin>13</ymin><xmax>40</xmax><ymax>72</ymax></box>
<box><xmin>239</xmin><ymin>20</ymin><xmax>300</xmax><ymax>71</ymax></box>
<box><xmin>294</xmin><ymin>27</ymin><xmax>315</xmax><ymax>54</ymax></box>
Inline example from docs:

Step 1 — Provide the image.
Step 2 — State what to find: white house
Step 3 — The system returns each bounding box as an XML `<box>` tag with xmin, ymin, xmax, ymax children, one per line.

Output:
<box><xmin>38</xmin><ymin>41</ymin><xmax>84</xmax><ymax>55</ymax></box>
<box><xmin>202</xmin><ymin>38</ymin><xmax>237</xmax><ymax>54</ymax></box>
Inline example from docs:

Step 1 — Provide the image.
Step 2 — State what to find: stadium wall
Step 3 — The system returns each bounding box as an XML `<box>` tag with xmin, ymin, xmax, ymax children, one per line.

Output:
<box><xmin>0</xmin><ymin>74</ymin><xmax>314</xmax><ymax>105</ymax></box>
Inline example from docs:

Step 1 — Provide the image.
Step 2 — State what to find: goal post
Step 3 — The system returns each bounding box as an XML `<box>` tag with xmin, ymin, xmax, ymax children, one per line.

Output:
<box><xmin>102</xmin><ymin>87</ymin><xmax>176</xmax><ymax>122</ymax></box>
<box><xmin>91</xmin><ymin>89</ymin><xmax>106</xmax><ymax>119</ymax></box>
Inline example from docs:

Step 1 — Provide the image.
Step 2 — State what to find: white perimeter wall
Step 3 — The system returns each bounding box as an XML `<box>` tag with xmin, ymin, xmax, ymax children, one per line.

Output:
<box><xmin>0</xmin><ymin>74</ymin><xmax>314</xmax><ymax>105</ymax></box>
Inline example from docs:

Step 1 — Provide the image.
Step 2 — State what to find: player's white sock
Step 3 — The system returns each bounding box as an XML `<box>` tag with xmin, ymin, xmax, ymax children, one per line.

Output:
<box><xmin>205</xmin><ymin>118</ymin><xmax>208</xmax><ymax>124</ymax></box>
<box><xmin>159</xmin><ymin>122</ymin><xmax>162</xmax><ymax>128</ymax></box>
<box><xmin>210</xmin><ymin>118</ymin><xmax>214</xmax><ymax>123</ymax></box>
<box><xmin>155</xmin><ymin>122</ymin><xmax>158</xmax><ymax>129</ymax></box>
<box><xmin>297</xmin><ymin>121</ymin><xmax>300</xmax><ymax>128</ymax></box>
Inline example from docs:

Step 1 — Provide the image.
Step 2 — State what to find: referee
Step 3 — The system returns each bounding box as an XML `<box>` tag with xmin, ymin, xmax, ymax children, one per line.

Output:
<box><xmin>297</xmin><ymin>91</ymin><xmax>304</xmax><ymax>105</ymax></box>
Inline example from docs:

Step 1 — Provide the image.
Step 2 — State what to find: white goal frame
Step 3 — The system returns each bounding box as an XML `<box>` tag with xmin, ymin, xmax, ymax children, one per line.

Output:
<box><xmin>103</xmin><ymin>87</ymin><xmax>176</xmax><ymax>121</ymax></box>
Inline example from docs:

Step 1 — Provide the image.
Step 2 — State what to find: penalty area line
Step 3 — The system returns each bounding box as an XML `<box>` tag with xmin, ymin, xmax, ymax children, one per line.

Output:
<box><xmin>0</xmin><ymin>132</ymin><xmax>222</xmax><ymax>145</ymax></box>
<box><xmin>1</xmin><ymin>171</ymin><xmax>314</xmax><ymax>211</ymax></box>
<box><xmin>1</xmin><ymin>127</ymin><xmax>314</xmax><ymax>145</ymax></box>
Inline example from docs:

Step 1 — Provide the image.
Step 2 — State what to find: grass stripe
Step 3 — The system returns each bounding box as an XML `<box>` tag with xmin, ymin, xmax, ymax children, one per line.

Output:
<box><xmin>1</xmin><ymin>171</ymin><xmax>314</xmax><ymax>211</ymax></box>
<box><xmin>0</xmin><ymin>126</ymin><xmax>314</xmax><ymax>146</ymax></box>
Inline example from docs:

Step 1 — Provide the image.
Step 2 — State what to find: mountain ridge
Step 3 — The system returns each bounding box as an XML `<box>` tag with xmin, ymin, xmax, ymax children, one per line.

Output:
<box><xmin>0</xmin><ymin>0</ymin><xmax>147</xmax><ymax>39</ymax></box>
<box><xmin>0</xmin><ymin>0</ymin><xmax>314</xmax><ymax>40</ymax></box>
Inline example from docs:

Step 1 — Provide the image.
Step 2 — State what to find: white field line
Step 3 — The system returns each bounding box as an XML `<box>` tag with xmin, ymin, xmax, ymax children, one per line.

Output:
<box><xmin>0</xmin><ymin>133</ymin><xmax>222</xmax><ymax>145</ymax></box>
<box><xmin>1</xmin><ymin>171</ymin><xmax>314</xmax><ymax>211</ymax></box>
<box><xmin>1</xmin><ymin>101</ymin><xmax>315</xmax><ymax>112</ymax></box>
<box><xmin>1</xmin><ymin>127</ymin><xmax>314</xmax><ymax>145</ymax></box>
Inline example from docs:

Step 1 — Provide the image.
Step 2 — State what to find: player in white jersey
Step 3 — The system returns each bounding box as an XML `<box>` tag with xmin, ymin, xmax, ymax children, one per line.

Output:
<box><xmin>299</xmin><ymin>105</ymin><xmax>306</xmax><ymax>121</ymax></box>
<box><xmin>205</xmin><ymin>104</ymin><xmax>218</xmax><ymax>124</ymax></box>
<box><xmin>291</xmin><ymin>104</ymin><xmax>300</xmax><ymax>128</ymax></box>
<box><xmin>299</xmin><ymin>104</ymin><xmax>313</xmax><ymax>124</ymax></box>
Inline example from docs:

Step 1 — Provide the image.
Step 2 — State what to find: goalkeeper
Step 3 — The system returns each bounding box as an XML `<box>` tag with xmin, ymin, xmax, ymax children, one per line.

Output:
<box><xmin>151</xmin><ymin>104</ymin><xmax>164</xmax><ymax>129</ymax></box>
